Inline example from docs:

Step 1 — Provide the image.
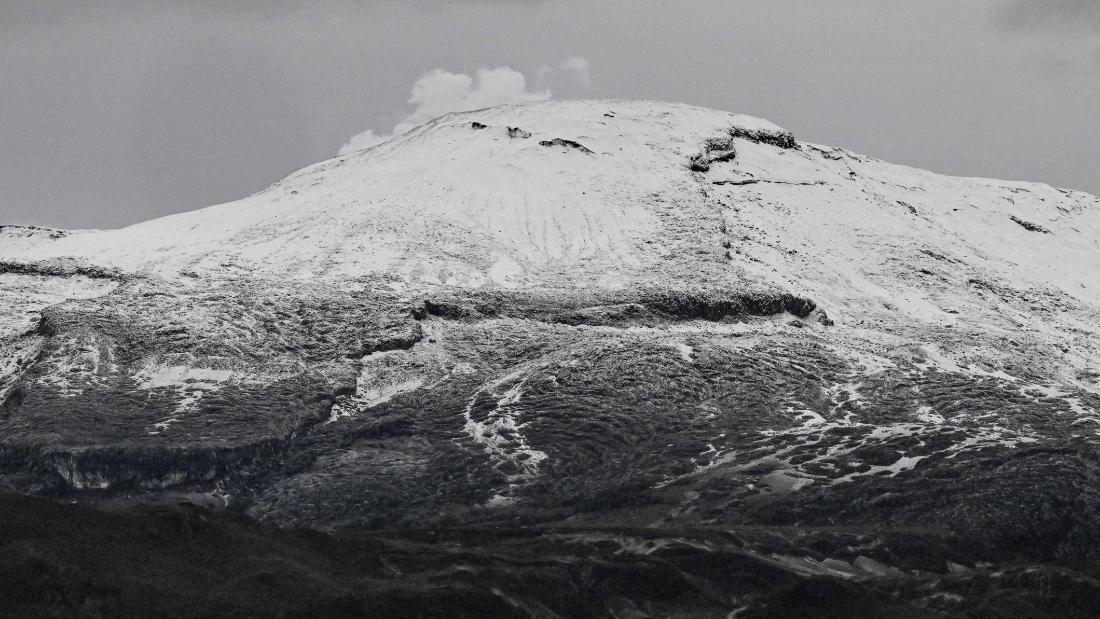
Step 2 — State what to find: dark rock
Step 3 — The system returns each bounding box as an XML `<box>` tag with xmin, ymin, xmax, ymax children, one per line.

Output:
<box><xmin>689</xmin><ymin>126</ymin><xmax>798</xmax><ymax>171</ymax></box>
<box><xmin>538</xmin><ymin>138</ymin><xmax>594</xmax><ymax>154</ymax></box>
<box><xmin>506</xmin><ymin>126</ymin><xmax>531</xmax><ymax>139</ymax></box>
<box><xmin>1010</xmin><ymin>215</ymin><xmax>1051</xmax><ymax>233</ymax></box>
<box><xmin>688</xmin><ymin>153</ymin><xmax>711</xmax><ymax>172</ymax></box>
<box><xmin>729</xmin><ymin>126</ymin><xmax>798</xmax><ymax>150</ymax></box>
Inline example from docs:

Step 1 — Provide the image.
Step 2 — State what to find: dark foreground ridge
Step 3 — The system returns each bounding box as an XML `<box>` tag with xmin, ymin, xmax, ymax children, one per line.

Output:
<box><xmin>2</xmin><ymin>493</ymin><xmax>1097</xmax><ymax>619</ymax></box>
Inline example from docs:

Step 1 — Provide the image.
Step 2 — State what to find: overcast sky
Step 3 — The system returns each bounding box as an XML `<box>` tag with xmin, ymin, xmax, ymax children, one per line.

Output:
<box><xmin>2</xmin><ymin>0</ymin><xmax>1098</xmax><ymax>229</ymax></box>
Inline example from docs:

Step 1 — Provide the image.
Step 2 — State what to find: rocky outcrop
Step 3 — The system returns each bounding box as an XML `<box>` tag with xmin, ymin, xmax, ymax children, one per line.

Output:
<box><xmin>0</xmin><ymin>259</ymin><xmax>124</xmax><ymax>280</ymax></box>
<box><xmin>506</xmin><ymin>126</ymin><xmax>531</xmax><ymax>139</ymax></box>
<box><xmin>729</xmin><ymin>125</ymin><xmax>798</xmax><ymax>149</ymax></box>
<box><xmin>538</xmin><ymin>137</ymin><xmax>594</xmax><ymax>154</ymax></box>
<box><xmin>1011</xmin><ymin>214</ymin><xmax>1052</xmax><ymax>233</ymax></box>
<box><xmin>413</xmin><ymin>288</ymin><xmax>817</xmax><ymax>327</ymax></box>
<box><xmin>643</xmin><ymin>288</ymin><xmax>816</xmax><ymax>320</ymax></box>
<box><xmin>690</xmin><ymin>126</ymin><xmax>798</xmax><ymax>171</ymax></box>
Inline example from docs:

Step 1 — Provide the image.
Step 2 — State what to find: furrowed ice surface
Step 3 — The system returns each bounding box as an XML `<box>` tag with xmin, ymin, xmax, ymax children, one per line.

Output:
<box><xmin>2</xmin><ymin>100</ymin><xmax>1099</xmax><ymax>616</ymax></box>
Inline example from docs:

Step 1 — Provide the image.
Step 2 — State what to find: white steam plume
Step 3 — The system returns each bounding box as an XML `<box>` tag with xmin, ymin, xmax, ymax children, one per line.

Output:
<box><xmin>338</xmin><ymin>59</ymin><xmax>590</xmax><ymax>155</ymax></box>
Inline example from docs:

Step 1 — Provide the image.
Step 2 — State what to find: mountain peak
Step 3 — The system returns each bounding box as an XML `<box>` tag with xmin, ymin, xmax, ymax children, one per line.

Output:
<box><xmin>5</xmin><ymin>100</ymin><xmax>1098</xmax><ymax>321</ymax></box>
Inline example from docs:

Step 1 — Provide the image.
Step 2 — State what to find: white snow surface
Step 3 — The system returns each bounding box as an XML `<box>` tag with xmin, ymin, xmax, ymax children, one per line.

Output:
<box><xmin>4</xmin><ymin>98</ymin><xmax>1100</xmax><ymax>356</ymax></box>
<box><xmin>7</xmin><ymin>100</ymin><xmax>1099</xmax><ymax>310</ymax></box>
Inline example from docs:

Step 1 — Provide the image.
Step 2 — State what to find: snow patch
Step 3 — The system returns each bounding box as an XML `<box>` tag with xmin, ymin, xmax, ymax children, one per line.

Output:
<box><xmin>462</xmin><ymin>369</ymin><xmax>549</xmax><ymax>496</ymax></box>
<box><xmin>675</xmin><ymin>342</ymin><xmax>695</xmax><ymax>362</ymax></box>
<box><xmin>135</xmin><ymin>364</ymin><xmax>237</xmax><ymax>389</ymax></box>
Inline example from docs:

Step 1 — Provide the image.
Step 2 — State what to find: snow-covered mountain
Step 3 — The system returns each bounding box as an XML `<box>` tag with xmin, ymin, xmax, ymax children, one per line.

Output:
<box><xmin>7</xmin><ymin>100</ymin><xmax>1099</xmax><ymax>352</ymax></box>
<box><xmin>2</xmin><ymin>100</ymin><xmax>1099</xmax><ymax>615</ymax></box>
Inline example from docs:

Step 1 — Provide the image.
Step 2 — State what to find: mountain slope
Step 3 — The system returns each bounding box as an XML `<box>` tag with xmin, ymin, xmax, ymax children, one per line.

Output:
<box><xmin>2</xmin><ymin>99</ymin><xmax>1099</xmax><ymax>615</ymax></box>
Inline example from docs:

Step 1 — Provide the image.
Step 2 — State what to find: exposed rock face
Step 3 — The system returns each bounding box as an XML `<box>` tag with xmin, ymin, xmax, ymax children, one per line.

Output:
<box><xmin>2</xmin><ymin>99</ymin><xmax>1099</xmax><ymax>614</ymax></box>
<box><xmin>538</xmin><ymin>137</ymin><xmax>594</xmax><ymax>153</ymax></box>
<box><xmin>507</xmin><ymin>125</ymin><xmax>531</xmax><ymax>139</ymax></box>
<box><xmin>1011</xmin><ymin>214</ymin><xmax>1052</xmax><ymax>233</ymax></box>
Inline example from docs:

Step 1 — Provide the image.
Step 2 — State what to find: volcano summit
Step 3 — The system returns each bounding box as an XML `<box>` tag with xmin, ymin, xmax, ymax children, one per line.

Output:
<box><xmin>2</xmin><ymin>100</ymin><xmax>1099</xmax><ymax>617</ymax></box>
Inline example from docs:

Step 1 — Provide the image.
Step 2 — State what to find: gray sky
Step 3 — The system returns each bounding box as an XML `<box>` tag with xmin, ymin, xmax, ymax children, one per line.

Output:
<box><xmin>1</xmin><ymin>0</ymin><xmax>1098</xmax><ymax>229</ymax></box>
